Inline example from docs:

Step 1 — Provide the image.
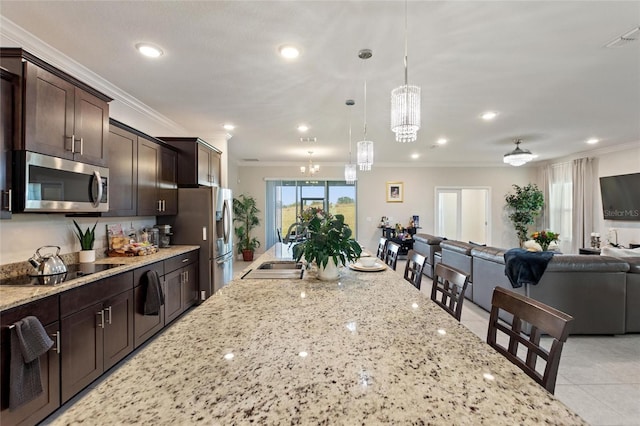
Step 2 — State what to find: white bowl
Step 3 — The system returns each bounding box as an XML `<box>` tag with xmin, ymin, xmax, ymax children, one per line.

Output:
<box><xmin>359</xmin><ymin>257</ymin><xmax>377</xmax><ymax>267</ymax></box>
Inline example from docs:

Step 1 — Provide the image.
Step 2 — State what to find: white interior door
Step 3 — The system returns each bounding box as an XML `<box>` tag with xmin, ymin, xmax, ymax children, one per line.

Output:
<box><xmin>435</xmin><ymin>187</ymin><xmax>490</xmax><ymax>244</ymax></box>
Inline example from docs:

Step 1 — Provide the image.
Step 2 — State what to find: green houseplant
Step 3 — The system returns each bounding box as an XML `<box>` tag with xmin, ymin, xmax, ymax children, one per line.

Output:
<box><xmin>73</xmin><ymin>220</ymin><xmax>98</xmax><ymax>263</ymax></box>
<box><xmin>292</xmin><ymin>207</ymin><xmax>362</xmax><ymax>281</ymax></box>
<box><xmin>505</xmin><ymin>183</ymin><xmax>545</xmax><ymax>246</ymax></box>
<box><xmin>233</xmin><ymin>194</ymin><xmax>261</xmax><ymax>261</ymax></box>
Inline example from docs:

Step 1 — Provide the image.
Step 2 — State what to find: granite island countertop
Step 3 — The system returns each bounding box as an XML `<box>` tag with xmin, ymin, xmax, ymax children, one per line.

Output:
<box><xmin>0</xmin><ymin>245</ymin><xmax>200</xmax><ymax>311</ymax></box>
<box><xmin>49</xmin><ymin>244</ymin><xmax>585</xmax><ymax>425</ymax></box>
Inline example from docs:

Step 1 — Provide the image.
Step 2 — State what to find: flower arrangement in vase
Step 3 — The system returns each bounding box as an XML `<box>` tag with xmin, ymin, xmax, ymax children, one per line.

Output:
<box><xmin>292</xmin><ymin>207</ymin><xmax>362</xmax><ymax>280</ymax></box>
<box><xmin>530</xmin><ymin>230</ymin><xmax>559</xmax><ymax>251</ymax></box>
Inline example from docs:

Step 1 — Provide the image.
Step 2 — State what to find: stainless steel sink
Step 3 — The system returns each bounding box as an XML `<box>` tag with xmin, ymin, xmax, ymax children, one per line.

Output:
<box><xmin>241</xmin><ymin>261</ymin><xmax>304</xmax><ymax>279</ymax></box>
<box><xmin>257</xmin><ymin>261</ymin><xmax>303</xmax><ymax>270</ymax></box>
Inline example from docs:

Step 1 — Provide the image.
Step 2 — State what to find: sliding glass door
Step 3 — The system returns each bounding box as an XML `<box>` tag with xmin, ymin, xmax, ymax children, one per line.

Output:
<box><xmin>266</xmin><ymin>180</ymin><xmax>356</xmax><ymax>248</ymax></box>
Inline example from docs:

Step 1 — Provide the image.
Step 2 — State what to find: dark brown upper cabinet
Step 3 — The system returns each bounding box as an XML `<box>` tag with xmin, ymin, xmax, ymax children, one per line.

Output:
<box><xmin>0</xmin><ymin>48</ymin><xmax>111</xmax><ymax>167</ymax></box>
<box><xmin>159</xmin><ymin>137</ymin><xmax>222</xmax><ymax>187</ymax></box>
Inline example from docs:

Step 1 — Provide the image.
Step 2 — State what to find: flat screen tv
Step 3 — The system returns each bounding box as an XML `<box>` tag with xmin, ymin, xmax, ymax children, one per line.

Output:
<box><xmin>599</xmin><ymin>173</ymin><xmax>640</xmax><ymax>221</ymax></box>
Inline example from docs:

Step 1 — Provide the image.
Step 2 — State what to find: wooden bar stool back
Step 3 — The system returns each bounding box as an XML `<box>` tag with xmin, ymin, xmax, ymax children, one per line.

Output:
<box><xmin>403</xmin><ymin>250</ymin><xmax>426</xmax><ymax>290</ymax></box>
<box><xmin>377</xmin><ymin>237</ymin><xmax>388</xmax><ymax>260</ymax></box>
<box><xmin>486</xmin><ymin>287</ymin><xmax>573</xmax><ymax>394</ymax></box>
<box><xmin>384</xmin><ymin>241</ymin><xmax>401</xmax><ymax>270</ymax></box>
<box><xmin>430</xmin><ymin>263</ymin><xmax>470</xmax><ymax>321</ymax></box>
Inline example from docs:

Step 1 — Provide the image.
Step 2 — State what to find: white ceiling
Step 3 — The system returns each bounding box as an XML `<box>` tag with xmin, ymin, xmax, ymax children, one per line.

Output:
<box><xmin>1</xmin><ymin>1</ymin><xmax>639</xmax><ymax>168</ymax></box>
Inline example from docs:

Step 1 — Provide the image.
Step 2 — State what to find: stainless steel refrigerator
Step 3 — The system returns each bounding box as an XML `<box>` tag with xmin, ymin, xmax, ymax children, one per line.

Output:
<box><xmin>168</xmin><ymin>187</ymin><xmax>234</xmax><ymax>300</ymax></box>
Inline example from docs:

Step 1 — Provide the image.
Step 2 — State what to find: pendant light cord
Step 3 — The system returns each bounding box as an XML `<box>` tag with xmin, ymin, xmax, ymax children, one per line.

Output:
<box><xmin>404</xmin><ymin>0</ymin><xmax>409</xmax><ymax>86</ymax></box>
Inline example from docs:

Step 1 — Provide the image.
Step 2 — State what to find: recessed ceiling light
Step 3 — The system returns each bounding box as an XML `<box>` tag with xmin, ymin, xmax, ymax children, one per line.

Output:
<box><xmin>411</xmin><ymin>153</ymin><xmax>420</xmax><ymax>159</ymax></box>
<box><xmin>135</xmin><ymin>43</ymin><xmax>163</xmax><ymax>58</ymax></box>
<box><xmin>586</xmin><ymin>138</ymin><xmax>599</xmax><ymax>144</ymax></box>
<box><xmin>436</xmin><ymin>138</ymin><xmax>448</xmax><ymax>145</ymax></box>
<box><xmin>297</xmin><ymin>124</ymin><xmax>309</xmax><ymax>132</ymax></box>
<box><xmin>223</xmin><ymin>124</ymin><xmax>235</xmax><ymax>131</ymax></box>
<box><xmin>279</xmin><ymin>45</ymin><xmax>300</xmax><ymax>59</ymax></box>
<box><xmin>481</xmin><ymin>111</ymin><xmax>498</xmax><ymax>121</ymax></box>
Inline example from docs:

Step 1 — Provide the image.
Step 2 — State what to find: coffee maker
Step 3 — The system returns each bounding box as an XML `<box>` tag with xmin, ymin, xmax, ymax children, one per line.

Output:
<box><xmin>154</xmin><ymin>224</ymin><xmax>173</xmax><ymax>248</ymax></box>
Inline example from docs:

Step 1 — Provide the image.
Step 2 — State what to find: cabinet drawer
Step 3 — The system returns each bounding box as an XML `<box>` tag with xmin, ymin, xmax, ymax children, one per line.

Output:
<box><xmin>164</xmin><ymin>251</ymin><xmax>197</xmax><ymax>274</ymax></box>
<box><xmin>133</xmin><ymin>261</ymin><xmax>164</xmax><ymax>286</ymax></box>
<box><xmin>0</xmin><ymin>295</ymin><xmax>59</xmax><ymax>327</ymax></box>
<box><xmin>60</xmin><ymin>272</ymin><xmax>133</xmax><ymax>317</ymax></box>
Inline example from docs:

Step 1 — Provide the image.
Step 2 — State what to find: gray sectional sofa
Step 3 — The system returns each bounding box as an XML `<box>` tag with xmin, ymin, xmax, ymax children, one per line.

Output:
<box><xmin>412</xmin><ymin>234</ymin><xmax>444</xmax><ymax>278</ymax></box>
<box><xmin>413</xmin><ymin>237</ymin><xmax>639</xmax><ymax>335</ymax></box>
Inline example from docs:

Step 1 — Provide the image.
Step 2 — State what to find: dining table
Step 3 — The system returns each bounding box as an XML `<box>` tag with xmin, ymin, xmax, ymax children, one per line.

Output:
<box><xmin>50</xmin><ymin>243</ymin><xmax>585</xmax><ymax>424</ymax></box>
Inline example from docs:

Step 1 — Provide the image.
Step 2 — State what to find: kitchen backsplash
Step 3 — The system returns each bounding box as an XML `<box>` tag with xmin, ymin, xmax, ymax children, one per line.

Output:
<box><xmin>0</xmin><ymin>214</ymin><xmax>156</xmax><ymax>265</ymax></box>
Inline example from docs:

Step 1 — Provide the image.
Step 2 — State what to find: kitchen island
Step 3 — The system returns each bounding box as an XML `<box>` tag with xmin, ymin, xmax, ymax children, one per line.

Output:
<box><xmin>49</xmin><ymin>244</ymin><xmax>585</xmax><ymax>424</ymax></box>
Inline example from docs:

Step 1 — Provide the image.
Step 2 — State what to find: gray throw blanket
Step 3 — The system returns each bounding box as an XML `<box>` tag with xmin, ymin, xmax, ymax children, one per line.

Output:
<box><xmin>9</xmin><ymin>316</ymin><xmax>54</xmax><ymax>409</ymax></box>
<box><xmin>504</xmin><ymin>248</ymin><xmax>555</xmax><ymax>288</ymax></box>
<box><xmin>144</xmin><ymin>270</ymin><xmax>165</xmax><ymax>315</ymax></box>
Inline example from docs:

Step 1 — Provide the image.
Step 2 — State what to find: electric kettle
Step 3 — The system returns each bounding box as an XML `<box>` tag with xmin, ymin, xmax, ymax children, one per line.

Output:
<box><xmin>28</xmin><ymin>246</ymin><xmax>68</xmax><ymax>276</ymax></box>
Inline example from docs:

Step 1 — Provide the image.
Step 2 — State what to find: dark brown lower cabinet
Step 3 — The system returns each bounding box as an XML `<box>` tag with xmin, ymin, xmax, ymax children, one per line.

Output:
<box><xmin>0</xmin><ymin>297</ymin><xmax>60</xmax><ymax>426</ymax></box>
<box><xmin>133</xmin><ymin>261</ymin><xmax>165</xmax><ymax>348</ymax></box>
<box><xmin>165</xmin><ymin>258</ymin><xmax>199</xmax><ymax>325</ymax></box>
<box><xmin>60</xmin><ymin>272</ymin><xmax>133</xmax><ymax>403</ymax></box>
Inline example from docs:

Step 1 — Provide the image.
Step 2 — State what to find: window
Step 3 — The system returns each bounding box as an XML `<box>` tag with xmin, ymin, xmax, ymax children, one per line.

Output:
<box><xmin>265</xmin><ymin>180</ymin><xmax>356</xmax><ymax>248</ymax></box>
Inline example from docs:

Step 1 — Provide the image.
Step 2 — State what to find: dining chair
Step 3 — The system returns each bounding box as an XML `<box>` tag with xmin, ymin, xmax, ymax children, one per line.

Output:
<box><xmin>403</xmin><ymin>250</ymin><xmax>426</xmax><ymax>290</ymax></box>
<box><xmin>384</xmin><ymin>241</ymin><xmax>400</xmax><ymax>270</ymax></box>
<box><xmin>486</xmin><ymin>287</ymin><xmax>573</xmax><ymax>394</ymax></box>
<box><xmin>376</xmin><ymin>237</ymin><xmax>388</xmax><ymax>260</ymax></box>
<box><xmin>430</xmin><ymin>263</ymin><xmax>470</xmax><ymax>321</ymax></box>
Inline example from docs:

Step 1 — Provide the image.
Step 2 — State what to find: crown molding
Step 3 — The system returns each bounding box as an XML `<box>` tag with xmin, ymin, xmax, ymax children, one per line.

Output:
<box><xmin>0</xmin><ymin>16</ymin><xmax>187</xmax><ymax>134</ymax></box>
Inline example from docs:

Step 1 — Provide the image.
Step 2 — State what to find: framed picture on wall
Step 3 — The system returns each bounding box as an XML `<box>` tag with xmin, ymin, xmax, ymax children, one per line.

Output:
<box><xmin>386</xmin><ymin>182</ymin><xmax>403</xmax><ymax>203</ymax></box>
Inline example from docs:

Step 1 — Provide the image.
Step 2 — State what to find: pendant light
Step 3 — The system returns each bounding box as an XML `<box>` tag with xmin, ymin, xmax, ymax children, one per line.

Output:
<box><xmin>390</xmin><ymin>0</ymin><xmax>421</xmax><ymax>143</ymax></box>
<box><xmin>300</xmin><ymin>151</ymin><xmax>320</xmax><ymax>176</ymax></box>
<box><xmin>344</xmin><ymin>99</ymin><xmax>357</xmax><ymax>184</ymax></box>
<box><xmin>503</xmin><ymin>139</ymin><xmax>534</xmax><ymax>166</ymax></box>
<box><xmin>357</xmin><ymin>49</ymin><xmax>374</xmax><ymax>171</ymax></box>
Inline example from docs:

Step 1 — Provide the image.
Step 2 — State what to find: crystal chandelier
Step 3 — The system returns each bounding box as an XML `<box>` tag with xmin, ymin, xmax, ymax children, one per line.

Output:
<box><xmin>390</xmin><ymin>1</ymin><xmax>421</xmax><ymax>143</ymax></box>
<box><xmin>300</xmin><ymin>151</ymin><xmax>320</xmax><ymax>175</ymax></box>
<box><xmin>357</xmin><ymin>49</ymin><xmax>374</xmax><ymax>171</ymax></box>
<box><xmin>344</xmin><ymin>99</ymin><xmax>357</xmax><ymax>184</ymax></box>
<box><xmin>503</xmin><ymin>139</ymin><xmax>534</xmax><ymax>167</ymax></box>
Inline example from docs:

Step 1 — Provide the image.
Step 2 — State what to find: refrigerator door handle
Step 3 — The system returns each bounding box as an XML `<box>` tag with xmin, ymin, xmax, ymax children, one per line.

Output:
<box><xmin>223</xmin><ymin>199</ymin><xmax>231</xmax><ymax>245</ymax></box>
<box><xmin>202</xmin><ymin>226</ymin><xmax>207</xmax><ymax>241</ymax></box>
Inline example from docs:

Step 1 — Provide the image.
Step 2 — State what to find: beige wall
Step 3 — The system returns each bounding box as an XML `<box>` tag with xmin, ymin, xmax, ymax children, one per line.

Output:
<box><xmin>232</xmin><ymin>163</ymin><xmax>537</xmax><ymax>255</ymax></box>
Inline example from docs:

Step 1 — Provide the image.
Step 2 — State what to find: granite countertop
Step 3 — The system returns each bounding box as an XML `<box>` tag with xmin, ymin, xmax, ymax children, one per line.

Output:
<box><xmin>0</xmin><ymin>245</ymin><xmax>200</xmax><ymax>312</ymax></box>
<box><xmin>50</xmin><ymin>245</ymin><xmax>585</xmax><ymax>424</ymax></box>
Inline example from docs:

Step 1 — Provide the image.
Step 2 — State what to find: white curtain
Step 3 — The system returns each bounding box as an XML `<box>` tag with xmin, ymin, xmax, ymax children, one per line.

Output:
<box><xmin>542</xmin><ymin>162</ymin><xmax>573</xmax><ymax>253</ymax></box>
<box><xmin>572</xmin><ymin>157</ymin><xmax>596</xmax><ymax>253</ymax></box>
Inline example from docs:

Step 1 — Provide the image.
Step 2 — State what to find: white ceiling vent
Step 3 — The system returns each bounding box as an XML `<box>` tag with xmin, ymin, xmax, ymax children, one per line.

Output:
<box><xmin>242</xmin><ymin>158</ymin><xmax>259</xmax><ymax>162</ymax></box>
<box><xmin>300</xmin><ymin>137</ymin><xmax>317</xmax><ymax>143</ymax></box>
<box><xmin>604</xmin><ymin>26</ymin><xmax>640</xmax><ymax>48</ymax></box>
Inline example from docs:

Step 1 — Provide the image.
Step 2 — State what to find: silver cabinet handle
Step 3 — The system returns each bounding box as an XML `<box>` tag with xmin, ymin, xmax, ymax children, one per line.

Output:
<box><xmin>70</xmin><ymin>134</ymin><xmax>76</xmax><ymax>153</ymax></box>
<box><xmin>181</xmin><ymin>258</ymin><xmax>189</xmax><ymax>263</ymax></box>
<box><xmin>105</xmin><ymin>306</ymin><xmax>112</xmax><ymax>325</ymax></box>
<box><xmin>79</xmin><ymin>137</ymin><xmax>84</xmax><ymax>156</ymax></box>
<box><xmin>7</xmin><ymin>189</ymin><xmax>11</xmax><ymax>212</ymax></box>
<box><xmin>97</xmin><ymin>310</ymin><xmax>105</xmax><ymax>329</ymax></box>
<box><xmin>50</xmin><ymin>331</ymin><xmax>61</xmax><ymax>354</ymax></box>
<box><xmin>157</xmin><ymin>200</ymin><xmax>162</xmax><ymax>212</ymax></box>
<box><xmin>162</xmin><ymin>200</ymin><xmax>166</xmax><ymax>211</ymax></box>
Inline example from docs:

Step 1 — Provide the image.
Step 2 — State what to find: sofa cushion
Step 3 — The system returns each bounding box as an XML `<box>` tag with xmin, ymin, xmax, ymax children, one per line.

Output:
<box><xmin>413</xmin><ymin>234</ymin><xmax>443</xmax><ymax>245</ymax></box>
<box><xmin>471</xmin><ymin>246</ymin><xmax>507</xmax><ymax>264</ymax></box>
<box><xmin>440</xmin><ymin>240</ymin><xmax>474</xmax><ymax>255</ymax></box>
<box><xmin>625</xmin><ymin>257</ymin><xmax>640</xmax><ymax>274</ymax></box>
<box><xmin>545</xmin><ymin>255</ymin><xmax>630</xmax><ymax>273</ymax></box>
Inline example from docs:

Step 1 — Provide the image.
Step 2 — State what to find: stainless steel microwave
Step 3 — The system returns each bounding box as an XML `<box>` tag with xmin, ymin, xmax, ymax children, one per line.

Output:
<box><xmin>16</xmin><ymin>151</ymin><xmax>109</xmax><ymax>213</ymax></box>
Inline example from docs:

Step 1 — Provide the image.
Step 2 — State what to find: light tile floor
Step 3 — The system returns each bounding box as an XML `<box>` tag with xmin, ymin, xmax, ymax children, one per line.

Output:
<box><xmin>45</xmin><ymin>260</ymin><xmax>640</xmax><ymax>425</ymax></box>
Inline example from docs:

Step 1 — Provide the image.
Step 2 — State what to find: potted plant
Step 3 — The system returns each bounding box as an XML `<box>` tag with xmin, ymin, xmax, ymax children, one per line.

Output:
<box><xmin>292</xmin><ymin>207</ymin><xmax>362</xmax><ymax>281</ymax></box>
<box><xmin>73</xmin><ymin>220</ymin><xmax>98</xmax><ymax>263</ymax></box>
<box><xmin>233</xmin><ymin>194</ymin><xmax>261</xmax><ymax>261</ymax></box>
<box><xmin>505</xmin><ymin>183</ymin><xmax>544</xmax><ymax>246</ymax></box>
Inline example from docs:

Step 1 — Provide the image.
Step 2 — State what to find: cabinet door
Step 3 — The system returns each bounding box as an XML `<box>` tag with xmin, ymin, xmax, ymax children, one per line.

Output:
<box><xmin>210</xmin><ymin>149</ymin><xmax>221</xmax><ymax>187</ymax></box>
<box><xmin>23</xmin><ymin>62</ymin><xmax>75</xmax><ymax>160</ymax></box>
<box><xmin>164</xmin><ymin>269</ymin><xmax>183</xmax><ymax>324</ymax></box>
<box><xmin>1</xmin><ymin>322</ymin><xmax>60</xmax><ymax>426</ymax></box>
<box><xmin>133</xmin><ymin>280</ymin><xmax>165</xmax><ymax>348</ymax></box>
<box><xmin>0</xmin><ymin>70</ymin><xmax>16</xmax><ymax>219</ymax></box>
<box><xmin>73</xmin><ymin>88</ymin><xmax>109</xmax><ymax>166</ymax></box>
<box><xmin>183</xmin><ymin>262</ymin><xmax>199</xmax><ymax>309</ymax></box>
<box><xmin>158</xmin><ymin>147</ymin><xmax>177</xmax><ymax>215</ymax></box>
<box><xmin>103</xmin><ymin>290</ymin><xmax>134</xmax><ymax>370</ymax></box>
<box><xmin>137</xmin><ymin>138</ymin><xmax>160</xmax><ymax>216</ymax></box>
<box><xmin>197</xmin><ymin>144</ymin><xmax>212</xmax><ymax>186</ymax></box>
<box><xmin>61</xmin><ymin>302</ymin><xmax>104</xmax><ymax>403</ymax></box>
<box><xmin>104</xmin><ymin>125</ymin><xmax>137</xmax><ymax>216</ymax></box>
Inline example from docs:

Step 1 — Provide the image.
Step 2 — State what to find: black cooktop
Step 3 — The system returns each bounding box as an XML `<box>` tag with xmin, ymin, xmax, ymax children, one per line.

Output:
<box><xmin>0</xmin><ymin>263</ymin><xmax>124</xmax><ymax>286</ymax></box>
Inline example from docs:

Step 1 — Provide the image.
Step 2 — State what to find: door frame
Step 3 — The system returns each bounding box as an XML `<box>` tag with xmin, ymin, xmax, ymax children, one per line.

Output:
<box><xmin>434</xmin><ymin>186</ymin><xmax>491</xmax><ymax>245</ymax></box>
